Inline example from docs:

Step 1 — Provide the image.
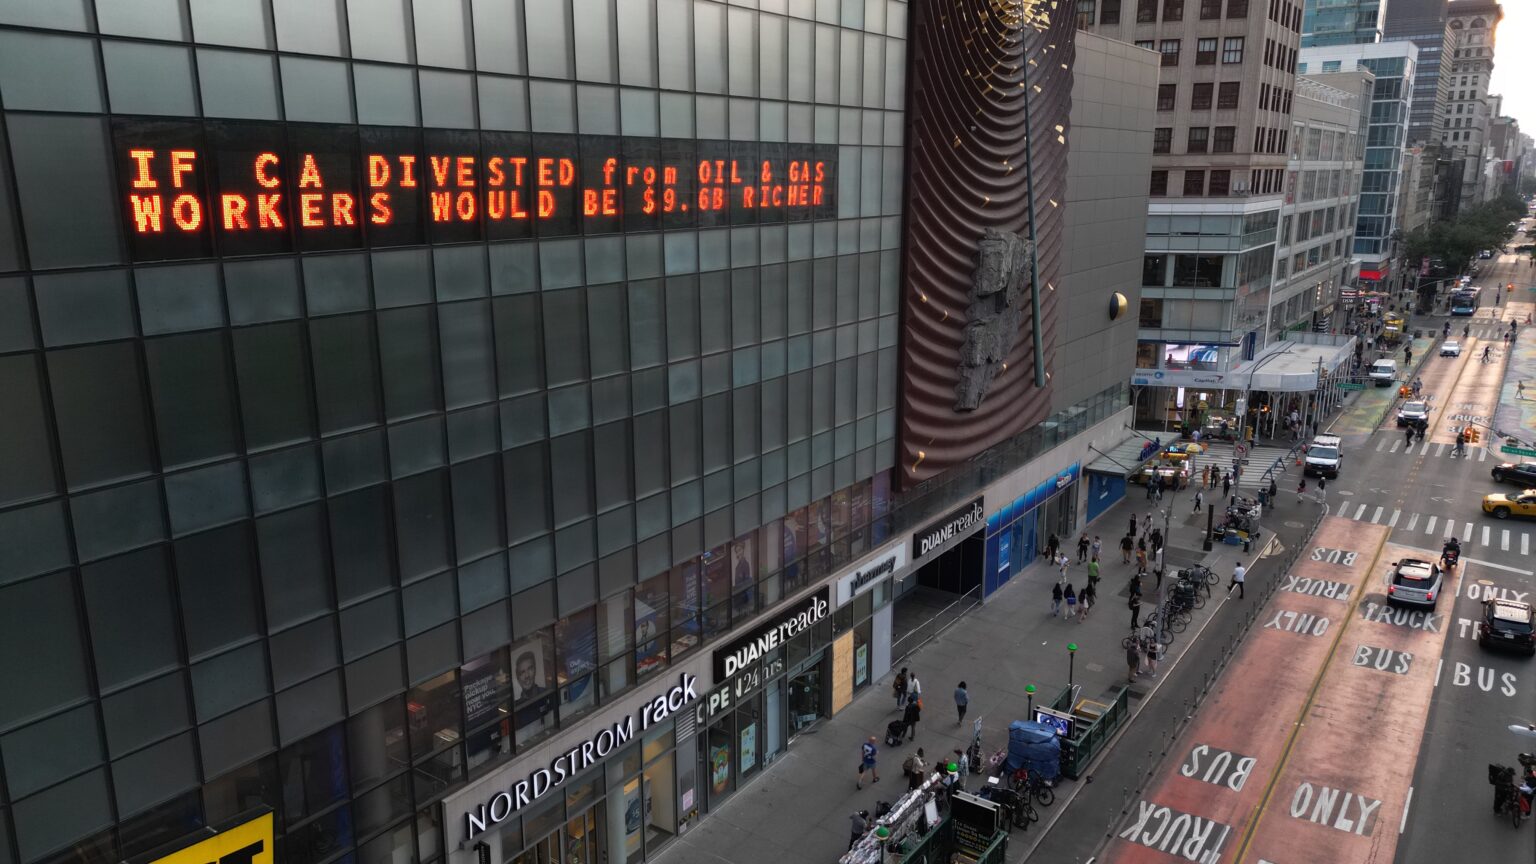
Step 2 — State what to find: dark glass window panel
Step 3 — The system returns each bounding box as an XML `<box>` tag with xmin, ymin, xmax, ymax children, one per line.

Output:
<box><xmin>81</xmin><ymin>547</ymin><xmax>180</xmax><ymax>689</ymax></box>
<box><xmin>593</xmin><ymin>421</ymin><xmax>632</xmax><ymax>511</ymax></box>
<box><xmin>542</xmin><ymin>288</ymin><xmax>589</xmax><ymax>386</ymax></box>
<box><xmin>101</xmin><ymin>672</ymin><xmax>190</xmax><ymax>758</ymax></box>
<box><xmin>257</xmin><ymin>503</ymin><xmax>332</xmax><ymax>629</ymax></box>
<box><xmin>346</xmin><ymin>645</ymin><xmax>405</xmax><ymax>711</ymax></box>
<box><xmin>395</xmin><ymin>471</ymin><xmax>451</xmax><ymax>579</ymax></box>
<box><xmin>0</xmin><ymin>31</ymin><xmax>102</xmax><ymax>112</ymax></box>
<box><xmin>330</xmin><ymin>486</ymin><xmax>395</xmax><ymax>602</ymax></box>
<box><xmin>666</xmin><ymin>275</ymin><xmax>699</xmax><ymax>360</ymax></box>
<box><xmin>376</xmin><ymin>307</ymin><xmax>441</xmax><ymax>419</ymax></box>
<box><xmin>190</xmin><ymin>642</ymin><xmax>269</xmax><ymax>721</ymax></box>
<box><xmin>34</xmin><ymin>270</ymin><xmax>135</xmax><ymax>347</ymax></box>
<box><xmin>480</xmin><ymin>130</ymin><xmax>535</xmax><ymax>242</ymax></box>
<box><xmin>586</xmin><ymin>282</ymin><xmax>628</xmax><ymax>377</ymax></box>
<box><xmin>531</xmin><ymin>133</ymin><xmax>581</xmax><ymax>237</ymax></box>
<box><xmin>699</xmin><ymin>272</ymin><xmax>729</xmax><ymax>354</ymax></box>
<box><xmin>117</xmin><ymin>788</ymin><xmax>202</xmax><ymax>862</ymax></box>
<box><xmin>627</xmin><ymin>278</ymin><xmax>664</xmax><ymax>369</ymax></box>
<box><xmin>8</xmin><ymin>114</ymin><xmax>122</xmax><ymax>269</ymax></box>
<box><xmin>233</xmin><ymin>322</ymin><xmax>316</xmax><ymax>450</ymax></box>
<box><xmin>103</xmin><ymin>41</ymin><xmax>197</xmax><ymax>117</ymax></box>
<box><xmin>10</xmin><ymin>770</ymin><xmax>112</xmax><ymax>864</ymax></box>
<box><xmin>451</xmin><ymin>458</ymin><xmax>504</xmax><ymax>563</ymax></box>
<box><xmin>111</xmin><ymin>733</ymin><xmax>199</xmax><ymax>818</ymax></box>
<box><xmin>632</xmin><ymin>410</ymin><xmax>667</xmax><ymax>496</ymax></box>
<box><xmin>197</xmin><ymin>700</ymin><xmax>276</xmax><ymax>779</ymax></box>
<box><xmin>201</xmin><ymin>754</ymin><xmax>280</xmax><ymax>832</ymax></box>
<box><xmin>503</xmin><ymin>443</ymin><xmax>550</xmax><ymax>543</ymax></box>
<box><xmin>492</xmin><ymin>293</ymin><xmax>543</xmax><ymax>396</ymax></box>
<box><xmin>728</xmin><ymin>140</ymin><xmax>758</xmax><ymax>226</ymax></box>
<box><xmin>174</xmin><ymin>524</ymin><xmax>261</xmax><ymax>659</ymax></box>
<box><xmin>270</xmin><ymin>616</ymin><xmax>341</xmax><ymax>690</ymax></box>
<box><xmin>0</xmin><ymin>501</ymin><xmax>70</xmax><ymax>587</ymax></box>
<box><xmin>402</xmin><ymin>571</ymin><xmax>455</xmax><ymax>637</ymax></box>
<box><xmin>0</xmin><ymin>355</ymin><xmax>57</xmax><ymax>506</ymax></box>
<box><xmin>49</xmin><ymin>343</ymin><xmax>155</xmax><ymax>489</ymax></box>
<box><xmin>0</xmin><ymin>278</ymin><xmax>32</xmax><ymax>352</ymax></box>
<box><xmin>347</xmin><ymin>695</ymin><xmax>408</xmax><ymax>789</ymax></box>
<box><xmin>276</xmin><ymin>669</ymin><xmax>345</xmax><ymax>744</ymax></box>
<box><xmin>438</xmin><ymin>300</ymin><xmax>496</xmax><ymax>408</ymax></box>
<box><xmin>310</xmin><ymin>314</ymin><xmax>381</xmax><ymax>433</ymax></box>
<box><xmin>249</xmin><ymin>445</ymin><xmax>323</xmax><ymax>514</ymax></box>
<box><xmin>549</xmin><ymin>432</ymin><xmax>594</xmax><ymax>527</ymax></box>
<box><xmin>0</xmin><ymin>704</ymin><xmax>101</xmax><ymax>798</ymax></box>
<box><xmin>340</xmin><ymin>592</ymin><xmax>400</xmax><ymax>662</ymax></box>
<box><xmin>202</xmin><ymin>121</ymin><xmax>294</xmax><ymax>257</ymax></box>
<box><xmin>277</xmin><ymin>724</ymin><xmax>350</xmax><ymax>823</ymax></box>
<box><xmin>146</xmin><ymin>331</ymin><xmax>239</xmax><ymax>468</ymax></box>
<box><xmin>357</xmin><ymin>126</ymin><xmax>426</xmax><ymax>248</ymax></box>
<box><xmin>133</xmin><ymin>263</ymin><xmax>220</xmax><ymax>335</ymax></box>
<box><xmin>197</xmin><ymin>48</ymin><xmax>281</xmax><ymax>121</ymax></box>
<box><xmin>286</xmin><ymin>123</ymin><xmax>364</xmax><ymax>251</ymax></box>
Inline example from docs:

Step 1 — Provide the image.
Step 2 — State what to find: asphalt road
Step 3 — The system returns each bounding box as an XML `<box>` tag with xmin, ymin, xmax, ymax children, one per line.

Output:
<box><xmin>1025</xmin><ymin>244</ymin><xmax>1536</xmax><ymax>863</ymax></box>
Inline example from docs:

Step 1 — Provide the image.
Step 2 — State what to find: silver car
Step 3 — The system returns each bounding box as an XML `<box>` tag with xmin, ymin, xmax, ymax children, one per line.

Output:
<box><xmin>1388</xmin><ymin>558</ymin><xmax>1442</xmax><ymax>607</ymax></box>
<box><xmin>1441</xmin><ymin>340</ymin><xmax>1462</xmax><ymax>357</ymax></box>
<box><xmin>1397</xmin><ymin>400</ymin><xmax>1430</xmax><ymax>426</ymax></box>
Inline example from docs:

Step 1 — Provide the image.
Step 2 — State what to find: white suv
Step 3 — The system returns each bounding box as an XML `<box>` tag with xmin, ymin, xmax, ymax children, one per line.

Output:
<box><xmin>1305</xmin><ymin>435</ymin><xmax>1343</xmax><ymax>478</ymax></box>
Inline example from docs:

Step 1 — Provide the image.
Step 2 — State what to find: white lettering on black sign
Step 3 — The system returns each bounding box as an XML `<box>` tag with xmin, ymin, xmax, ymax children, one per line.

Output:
<box><xmin>1351</xmin><ymin>644</ymin><xmax>1413</xmax><ymax>675</ymax></box>
<box><xmin>1288</xmin><ymin>782</ymin><xmax>1383</xmax><ymax>836</ymax></box>
<box><xmin>1118</xmin><ymin>800</ymin><xmax>1232</xmax><ymax>863</ymax></box>
<box><xmin>1264</xmin><ymin>610</ymin><xmax>1332</xmax><ymax>637</ymax></box>
<box><xmin>911</xmin><ymin>498</ymin><xmax>985</xmax><ymax>559</ymax></box>
<box><xmin>712</xmin><ymin>586</ymin><xmax>830</xmax><ymax>680</ymax></box>
<box><xmin>1280</xmin><ymin>574</ymin><xmax>1354</xmax><ymax>602</ymax></box>
<box><xmin>1179</xmin><ymin>744</ymin><xmax>1257</xmax><ymax>791</ymax></box>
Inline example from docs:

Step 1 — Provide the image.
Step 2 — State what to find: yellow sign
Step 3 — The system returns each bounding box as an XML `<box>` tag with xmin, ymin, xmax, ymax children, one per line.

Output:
<box><xmin>150</xmin><ymin>813</ymin><xmax>273</xmax><ymax>864</ymax></box>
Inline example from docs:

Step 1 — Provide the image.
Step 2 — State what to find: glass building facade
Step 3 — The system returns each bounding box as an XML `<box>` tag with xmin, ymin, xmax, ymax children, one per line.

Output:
<box><xmin>1300</xmin><ymin>0</ymin><xmax>1384</xmax><ymax>48</ymax></box>
<box><xmin>0</xmin><ymin>1</ymin><xmax>912</xmax><ymax>864</ymax></box>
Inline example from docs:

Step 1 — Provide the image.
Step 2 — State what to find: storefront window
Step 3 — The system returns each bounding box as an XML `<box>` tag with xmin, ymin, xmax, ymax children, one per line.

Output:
<box><xmin>667</xmin><ymin>560</ymin><xmax>701</xmax><ymax>661</ymax></box>
<box><xmin>787</xmin><ymin>667</ymin><xmax>822</xmax><ymax>735</ymax></box>
<box><xmin>510</xmin><ymin>630</ymin><xmax>557</xmax><ymax>748</ymax></box>
<box><xmin>781</xmin><ymin>506</ymin><xmax>807</xmax><ymax>591</ymax></box>
<box><xmin>348</xmin><ymin>696</ymin><xmax>410</xmax><ymax>790</ymax></box>
<box><xmin>737</xmin><ymin>699</ymin><xmax>761</xmax><ymax>781</ymax></box>
<box><xmin>634</xmin><ymin>573</ymin><xmax>668</xmax><ymax>682</ymax></box>
<box><xmin>830</xmin><ymin>488</ymin><xmax>851</xmax><ymax>559</ymax></box>
<box><xmin>706</xmin><ymin>724</ymin><xmax>733</xmax><ymax>803</ymax></box>
<box><xmin>556</xmin><ymin>609</ymin><xmax>599</xmax><ymax>721</ymax></box>
<box><xmin>699</xmin><ymin>545</ymin><xmax>731</xmax><ymax>640</ymax></box>
<box><xmin>728</xmin><ymin>531</ymin><xmax>757</xmax><ymax>620</ymax></box>
<box><xmin>279</xmin><ymin>725</ymin><xmax>349</xmax><ymax>824</ymax></box>
<box><xmin>460</xmin><ymin>651</ymin><xmax>512</xmax><ymax>774</ymax></box>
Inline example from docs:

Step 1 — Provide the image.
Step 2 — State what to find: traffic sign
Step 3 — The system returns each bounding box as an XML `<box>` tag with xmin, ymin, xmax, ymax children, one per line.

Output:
<box><xmin>1338</xmin><ymin>382</ymin><xmax>1366</xmax><ymax>391</ymax></box>
<box><xmin>1500</xmin><ymin>445</ymin><xmax>1536</xmax><ymax>458</ymax></box>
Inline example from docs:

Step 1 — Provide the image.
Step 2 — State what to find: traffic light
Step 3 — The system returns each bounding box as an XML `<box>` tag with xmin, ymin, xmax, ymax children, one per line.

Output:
<box><xmin>1468</xmin><ymin>427</ymin><xmax>1480</xmax><ymax>443</ymax></box>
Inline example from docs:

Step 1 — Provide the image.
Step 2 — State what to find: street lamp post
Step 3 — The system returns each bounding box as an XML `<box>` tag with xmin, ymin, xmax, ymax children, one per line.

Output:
<box><xmin>1067</xmin><ymin>643</ymin><xmax>1078</xmax><ymax>690</ymax></box>
<box><xmin>1025</xmin><ymin>684</ymin><xmax>1037</xmax><ymax>717</ymax></box>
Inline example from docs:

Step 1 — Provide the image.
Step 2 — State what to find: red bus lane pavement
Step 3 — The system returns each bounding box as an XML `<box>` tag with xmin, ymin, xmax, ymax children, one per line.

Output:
<box><xmin>1231</xmin><ymin>536</ymin><xmax>1461</xmax><ymax>863</ymax></box>
<box><xmin>1098</xmin><ymin>515</ymin><xmax>1477</xmax><ymax>864</ymax></box>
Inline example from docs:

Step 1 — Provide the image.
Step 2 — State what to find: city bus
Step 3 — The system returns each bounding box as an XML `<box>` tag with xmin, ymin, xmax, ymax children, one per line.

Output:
<box><xmin>1451</xmin><ymin>287</ymin><xmax>1480</xmax><ymax>316</ymax></box>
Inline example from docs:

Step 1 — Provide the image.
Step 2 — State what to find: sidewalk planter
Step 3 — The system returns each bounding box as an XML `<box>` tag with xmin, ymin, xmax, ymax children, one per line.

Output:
<box><xmin>1049</xmin><ymin>685</ymin><xmax>1131</xmax><ymax>780</ymax></box>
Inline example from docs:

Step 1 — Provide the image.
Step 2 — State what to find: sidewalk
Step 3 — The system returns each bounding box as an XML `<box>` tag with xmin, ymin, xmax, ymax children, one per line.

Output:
<box><xmin>1493</xmin><ymin>299</ymin><xmax>1536</xmax><ymax>445</ymax></box>
<box><xmin>655</xmin><ymin>476</ymin><xmax>1325</xmax><ymax>864</ymax></box>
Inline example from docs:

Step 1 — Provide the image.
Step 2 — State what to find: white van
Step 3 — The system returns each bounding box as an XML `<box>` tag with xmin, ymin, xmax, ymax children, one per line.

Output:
<box><xmin>1368</xmin><ymin>358</ymin><xmax>1398</xmax><ymax>386</ymax></box>
<box><xmin>1305</xmin><ymin>434</ymin><xmax>1343</xmax><ymax>478</ymax></box>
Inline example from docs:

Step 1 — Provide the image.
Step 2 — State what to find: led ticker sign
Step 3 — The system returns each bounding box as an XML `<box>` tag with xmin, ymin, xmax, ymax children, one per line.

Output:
<box><xmin>111</xmin><ymin>119</ymin><xmax>838</xmax><ymax>262</ymax></box>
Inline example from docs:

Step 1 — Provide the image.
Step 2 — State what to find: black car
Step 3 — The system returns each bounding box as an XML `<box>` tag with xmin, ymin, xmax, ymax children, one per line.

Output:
<box><xmin>1479</xmin><ymin>599</ymin><xmax>1536</xmax><ymax>656</ymax></box>
<box><xmin>1491</xmin><ymin>462</ymin><xmax>1536</xmax><ymax>485</ymax></box>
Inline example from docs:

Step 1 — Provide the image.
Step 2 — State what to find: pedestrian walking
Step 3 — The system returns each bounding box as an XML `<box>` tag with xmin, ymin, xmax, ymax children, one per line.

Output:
<box><xmin>1143</xmin><ymin>511</ymin><xmax>1155</xmax><ymax>540</ymax></box>
<box><xmin>1150</xmin><ymin>528</ymin><xmax>1163</xmax><ymax>553</ymax></box>
<box><xmin>954</xmin><ymin>682</ymin><xmax>969</xmax><ymax>725</ymax></box>
<box><xmin>1129</xmin><ymin>593</ymin><xmax>1142</xmax><ymax>629</ymax></box>
<box><xmin>902</xmin><ymin>695</ymin><xmax>922</xmax><ymax>742</ymax></box>
<box><xmin>1057</xmin><ymin>553</ymin><xmax>1070</xmax><ymax>582</ymax></box>
<box><xmin>1136</xmin><ymin>545</ymin><xmax>1147</xmax><ymax>571</ymax></box>
<box><xmin>1126</xmin><ymin>639</ymin><xmax>1141</xmax><ymax>684</ymax></box>
<box><xmin>1230</xmin><ymin>561</ymin><xmax>1246</xmax><ymax>599</ymax></box>
<box><xmin>1520</xmin><ymin>380</ymin><xmax>1526</xmax><ymax>400</ymax></box>
<box><xmin>1063</xmin><ymin>582</ymin><xmax>1077</xmax><ymax>618</ymax></box>
<box><xmin>1267</xmin><ymin>478</ymin><xmax>1278</xmax><ymax>504</ymax></box>
<box><xmin>1154</xmin><ymin>478</ymin><xmax>1164</xmax><ymax>502</ymax></box>
<box><xmin>1296</xmin><ymin>477</ymin><xmax>1307</xmax><ymax>503</ymax></box>
<box><xmin>1146</xmin><ymin>475</ymin><xmax>1157</xmax><ymax>500</ymax></box>
<box><xmin>856</xmin><ymin>737</ymin><xmax>880</xmax><ymax>789</ymax></box>
<box><xmin>1129</xmin><ymin>513</ymin><xmax>1138</xmax><ymax>538</ymax></box>
<box><xmin>1050</xmin><ymin>582</ymin><xmax>1063</xmax><ymax>617</ymax></box>
<box><xmin>1079</xmin><ymin>581</ymin><xmax>1096</xmax><ymax>621</ymax></box>
<box><xmin>1120</xmin><ymin>533</ymin><xmax>1134</xmax><ymax>564</ymax></box>
<box><xmin>1317</xmin><ymin>476</ymin><xmax>1326</xmax><ymax>504</ymax></box>
<box><xmin>1193</xmin><ymin>489</ymin><xmax>1203</xmax><ymax>513</ymax></box>
<box><xmin>1404</xmin><ymin>425</ymin><xmax>1414</xmax><ymax>448</ymax></box>
<box><xmin>1222</xmin><ymin>472</ymin><xmax>1232</xmax><ymax>500</ymax></box>
<box><xmin>1092</xmin><ymin>535</ymin><xmax>1103</xmax><ymax>560</ymax></box>
<box><xmin>1140</xmin><ymin>629</ymin><xmax>1159</xmax><ymax>678</ymax></box>
<box><xmin>903</xmin><ymin>747</ymin><xmax>927</xmax><ymax>790</ymax></box>
<box><xmin>849</xmin><ymin>810</ymin><xmax>871</xmax><ymax>850</ymax></box>
<box><xmin>1077</xmin><ymin>533</ymin><xmax>1090</xmax><ymax>563</ymax></box>
<box><xmin>1046</xmin><ymin>533</ymin><xmax>1060</xmax><ymax>562</ymax></box>
<box><xmin>893</xmin><ymin>667</ymin><xmax>908</xmax><ymax>709</ymax></box>
<box><xmin>1087</xmin><ymin>556</ymin><xmax>1100</xmax><ymax>586</ymax></box>
<box><xmin>1201</xmin><ymin>464</ymin><xmax>1211</xmax><ymax>488</ymax></box>
<box><xmin>908</xmin><ymin>673</ymin><xmax>922</xmax><ymax>704</ymax></box>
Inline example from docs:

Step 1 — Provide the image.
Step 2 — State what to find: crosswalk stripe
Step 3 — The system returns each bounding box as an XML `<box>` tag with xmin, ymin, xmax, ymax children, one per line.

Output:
<box><xmin>1389</xmin><ymin>509</ymin><xmax>1401</xmax><ymax>527</ymax></box>
<box><xmin>1355</xmin><ymin>504</ymin><xmax>1368</xmax><ymax>520</ymax></box>
<box><xmin>1406</xmin><ymin>513</ymin><xmax>1419</xmax><ymax>531</ymax></box>
<box><xmin>1436</xmin><ymin>443</ymin><xmax>1446</xmax><ymax>457</ymax></box>
<box><xmin>1466</xmin><ymin>521</ymin><xmax>1476</xmax><ymax>540</ymax></box>
<box><xmin>1480</xmin><ymin>448</ymin><xmax>1489</xmax><ymax>462</ymax></box>
<box><xmin>1502</xmin><ymin>529</ymin><xmax>1510</xmax><ymax>551</ymax></box>
<box><xmin>1524</xmin><ymin>534</ymin><xmax>1530</xmax><ymax>556</ymax></box>
<box><xmin>1377</xmin><ymin>439</ymin><xmax>1386</xmax><ymax>452</ymax></box>
<box><xmin>1372</xmin><ymin>506</ymin><xmax>1384</xmax><ymax>523</ymax></box>
<box><xmin>1425</xmin><ymin>515</ymin><xmax>1437</xmax><ymax>534</ymax></box>
<box><xmin>1446</xmin><ymin>520</ymin><xmax>1457</xmax><ymax>539</ymax></box>
<box><xmin>1483</xmin><ymin>525</ymin><xmax>1492</xmax><ymax>546</ymax></box>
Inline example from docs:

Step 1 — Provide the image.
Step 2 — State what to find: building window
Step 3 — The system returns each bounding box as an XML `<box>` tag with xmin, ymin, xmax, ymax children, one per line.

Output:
<box><xmin>1192</xmin><ymin>83</ymin><xmax>1213</xmax><ymax>109</ymax></box>
<box><xmin>1100</xmin><ymin>0</ymin><xmax>1121</xmax><ymax>24</ymax></box>
<box><xmin>1163</xmin><ymin>0</ymin><xmax>1184</xmax><ymax>20</ymax></box>
<box><xmin>1153</xmin><ymin>127</ymin><xmax>1173</xmax><ymax>153</ymax></box>
<box><xmin>1135</xmin><ymin>39</ymin><xmax>1155</xmax><ymax>51</ymax></box>
<box><xmin>1138</xmin><ymin>0</ymin><xmax>1157</xmax><ymax>22</ymax></box>
<box><xmin>1209</xmin><ymin>169</ymin><xmax>1231</xmax><ymax>196</ymax></box>
<box><xmin>1160</xmin><ymin>39</ymin><xmax>1181</xmax><ymax>66</ymax></box>
<box><xmin>1183</xmin><ymin>170</ymin><xmax>1206</xmax><ymax>196</ymax></box>
<box><xmin>1157</xmin><ymin>83</ymin><xmax>1176</xmax><ymax>110</ymax></box>
<box><xmin>1150</xmin><ymin>170</ymin><xmax>1169</xmax><ymax>196</ymax></box>
<box><xmin>1196</xmin><ymin>38</ymin><xmax>1217</xmax><ymax>64</ymax></box>
<box><xmin>1226</xmin><ymin>0</ymin><xmax>1247</xmax><ymax>17</ymax></box>
<box><xmin>1188</xmin><ymin>126</ymin><xmax>1210</xmax><ymax>153</ymax></box>
<box><xmin>1213</xmin><ymin>126</ymin><xmax>1236</xmax><ymax>152</ymax></box>
<box><xmin>1218</xmin><ymin>81</ymin><xmax>1240</xmax><ymax>109</ymax></box>
<box><xmin>1223</xmin><ymin>37</ymin><xmax>1244</xmax><ymax>63</ymax></box>
<box><xmin>1200</xmin><ymin>0</ymin><xmax>1221</xmax><ymax>18</ymax></box>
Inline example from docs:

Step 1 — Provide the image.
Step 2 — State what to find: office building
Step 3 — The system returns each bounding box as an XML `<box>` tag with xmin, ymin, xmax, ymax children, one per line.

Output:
<box><xmin>1384</xmin><ymin>0</ymin><xmax>1460</xmax><ymax>220</ymax></box>
<box><xmin>1270</xmin><ymin>71</ymin><xmax>1369</xmax><ymax>338</ymax></box>
<box><xmin>1442</xmin><ymin>0</ymin><xmax>1502</xmax><ymax>208</ymax></box>
<box><xmin>1301</xmin><ymin>0</ymin><xmax>1386</xmax><ymax>47</ymax></box>
<box><xmin>0</xmin><ymin>3</ymin><xmax>1148</xmax><ymax>864</ymax></box>
<box><xmin>1299</xmin><ymin>41</ymin><xmax>1418</xmax><ymax>289</ymax></box>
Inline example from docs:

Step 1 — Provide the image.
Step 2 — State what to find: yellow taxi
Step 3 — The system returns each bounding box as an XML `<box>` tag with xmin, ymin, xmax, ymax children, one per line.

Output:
<box><xmin>1483</xmin><ymin>489</ymin><xmax>1536</xmax><ymax>519</ymax></box>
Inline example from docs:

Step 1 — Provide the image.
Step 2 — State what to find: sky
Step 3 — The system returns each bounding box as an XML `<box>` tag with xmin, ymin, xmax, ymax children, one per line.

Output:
<box><xmin>1488</xmin><ymin>0</ymin><xmax>1536</xmax><ymax>139</ymax></box>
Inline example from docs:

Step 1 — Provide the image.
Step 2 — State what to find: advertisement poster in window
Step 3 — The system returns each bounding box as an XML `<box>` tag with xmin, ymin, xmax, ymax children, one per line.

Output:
<box><xmin>556</xmin><ymin>611</ymin><xmax>598</xmax><ymax>705</ymax></box>
<box><xmin>710</xmin><ymin>742</ymin><xmax>731</xmax><ymax>795</ymax></box>
<box><xmin>740</xmin><ymin>722</ymin><xmax>758</xmax><ymax>773</ymax></box>
<box><xmin>855</xmin><ymin>644</ymin><xmax>869</xmax><ymax>687</ymax></box>
<box><xmin>511</xmin><ymin>631</ymin><xmax>556</xmax><ymax>733</ymax></box>
<box><xmin>635</xmin><ymin>583</ymin><xmax>667</xmax><ymax>678</ymax></box>
<box><xmin>731</xmin><ymin>532</ymin><xmax>756</xmax><ymax>606</ymax></box>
